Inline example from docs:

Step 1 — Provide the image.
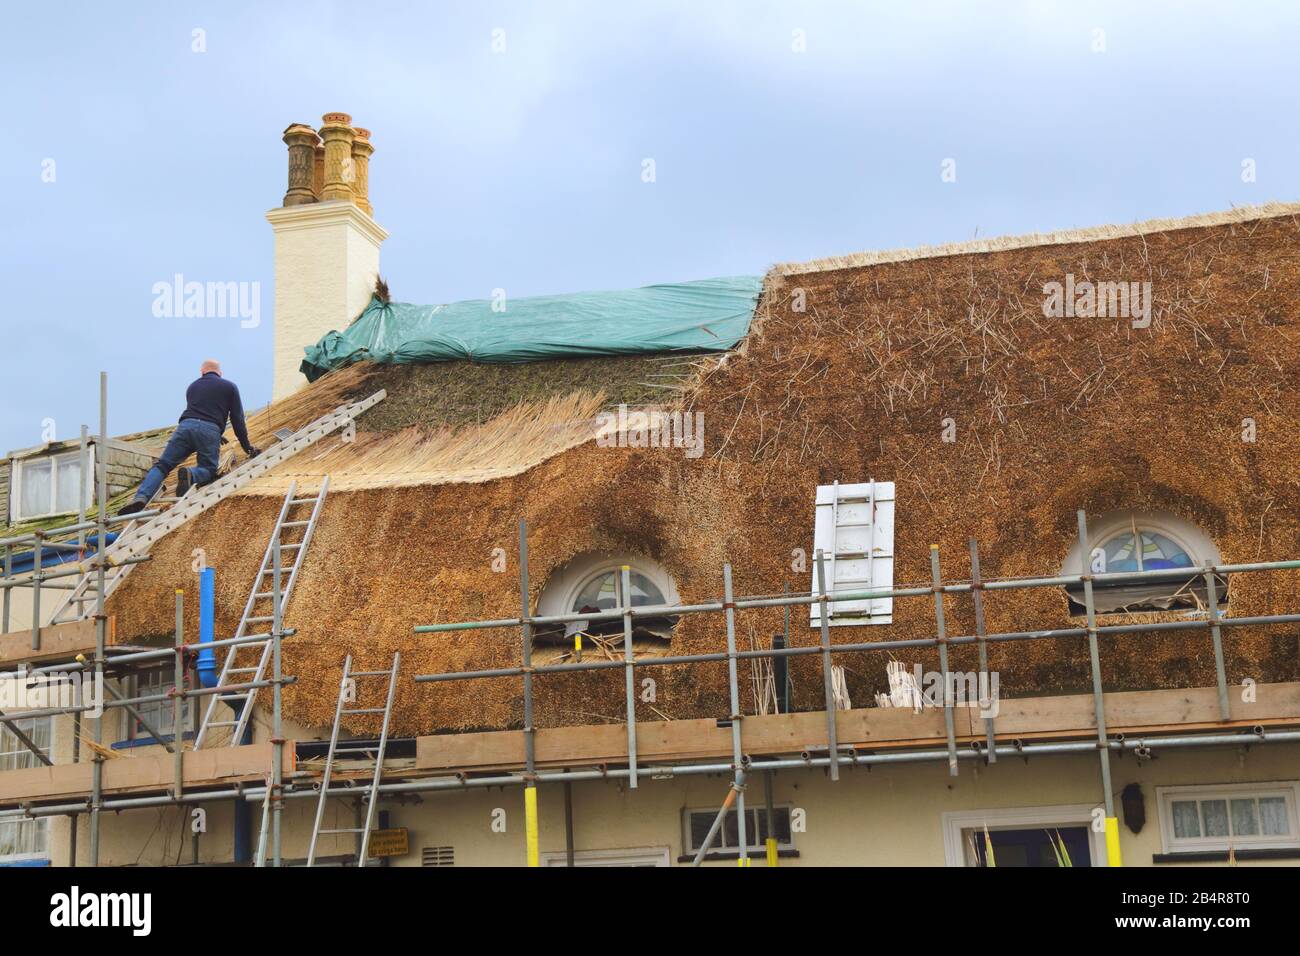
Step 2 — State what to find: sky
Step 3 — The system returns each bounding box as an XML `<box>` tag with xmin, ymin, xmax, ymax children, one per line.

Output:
<box><xmin>3</xmin><ymin>1</ymin><xmax>1298</xmax><ymax>451</ymax></box>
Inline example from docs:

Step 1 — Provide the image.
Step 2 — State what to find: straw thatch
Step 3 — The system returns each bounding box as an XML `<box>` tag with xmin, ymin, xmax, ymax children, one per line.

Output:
<box><xmin>108</xmin><ymin>205</ymin><xmax>1300</xmax><ymax>738</ymax></box>
<box><xmin>239</xmin><ymin>391</ymin><xmax>608</xmax><ymax>495</ymax></box>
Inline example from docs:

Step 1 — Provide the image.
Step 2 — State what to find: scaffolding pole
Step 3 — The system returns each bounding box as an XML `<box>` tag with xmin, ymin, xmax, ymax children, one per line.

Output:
<box><xmin>813</xmin><ymin>551</ymin><xmax>839</xmax><ymax>781</ymax></box>
<box><xmin>930</xmin><ymin>545</ymin><xmax>958</xmax><ymax>776</ymax></box>
<box><xmin>271</xmin><ymin>535</ymin><xmax>284</xmax><ymax>867</ymax></box>
<box><xmin>517</xmin><ymin>520</ymin><xmax>539</xmax><ymax>867</ymax></box>
<box><xmin>5</xmin><ymin>725</ymin><xmax>1300</xmax><ymax>824</ymax></box>
<box><xmin>173</xmin><ymin>590</ymin><xmax>184</xmax><ymax>801</ymax></box>
<box><xmin>90</xmin><ymin>371</ymin><xmax>107</xmax><ymax>866</ymax></box>
<box><xmin>621</xmin><ymin>565</ymin><xmax>638</xmax><ymax>790</ymax></box>
<box><xmin>1076</xmin><ymin>510</ymin><xmax>1120</xmax><ymax>867</ymax></box>
<box><xmin>229</xmin><ymin>727</ymin><xmax>1300</xmax><ymax>813</ymax></box>
<box><xmin>968</xmin><ymin>537</ymin><xmax>996</xmax><ymax>762</ymax></box>
<box><xmin>722</xmin><ymin>564</ymin><xmax>748</xmax><ymax>865</ymax></box>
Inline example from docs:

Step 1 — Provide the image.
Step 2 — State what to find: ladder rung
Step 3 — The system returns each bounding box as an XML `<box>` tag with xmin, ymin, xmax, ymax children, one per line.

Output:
<box><xmin>289</xmin><ymin>497</ymin><xmax>319</xmax><ymax>505</ymax></box>
<box><xmin>206</xmin><ymin>719</ymin><xmax>240</xmax><ymax>727</ymax></box>
<box><xmin>267</xmin><ymin>544</ymin><xmax>303</xmax><ymax>553</ymax></box>
<box><xmin>218</xmin><ymin>693</ymin><xmax>251</xmax><ymax>702</ymax></box>
<box><xmin>281</xmin><ymin>521</ymin><xmax>310</xmax><ymax>528</ymax></box>
<box><xmin>227</xmin><ymin>666</ymin><xmax>260</xmax><ymax>674</ymax></box>
<box><xmin>245</xmin><ymin>616</ymin><xmax>273</xmax><ymax>623</ymax></box>
<box><xmin>349</xmin><ymin>671</ymin><xmax>392</xmax><ymax>678</ymax></box>
<box><xmin>318</xmin><ymin>828</ymin><xmax>365</xmax><ymax>834</ymax></box>
<box><xmin>343</xmin><ymin>708</ymin><xmax>385</xmax><ymax>715</ymax></box>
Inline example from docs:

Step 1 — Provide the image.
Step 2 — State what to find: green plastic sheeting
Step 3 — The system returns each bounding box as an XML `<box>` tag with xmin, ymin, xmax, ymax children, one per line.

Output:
<box><xmin>300</xmin><ymin>275</ymin><xmax>763</xmax><ymax>381</ymax></box>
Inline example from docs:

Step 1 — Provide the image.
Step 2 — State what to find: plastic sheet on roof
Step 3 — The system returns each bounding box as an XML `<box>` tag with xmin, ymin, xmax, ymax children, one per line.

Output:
<box><xmin>299</xmin><ymin>276</ymin><xmax>763</xmax><ymax>381</ymax></box>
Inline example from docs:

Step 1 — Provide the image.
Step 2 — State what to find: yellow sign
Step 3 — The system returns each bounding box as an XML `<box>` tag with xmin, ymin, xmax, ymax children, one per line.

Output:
<box><xmin>367</xmin><ymin>828</ymin><xmax>409</xmax><ymax>858</ymax></box>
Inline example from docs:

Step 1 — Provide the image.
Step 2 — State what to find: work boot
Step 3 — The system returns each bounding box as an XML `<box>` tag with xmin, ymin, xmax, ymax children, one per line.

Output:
<box><xmin>175</xmin><ymin>467</ymin><xmax>192</xmax><ymax>497</ymax></box>
<box><xmin>118</xmin><ymin>500</ymin><xmax>146</xmax><ymax>516</ymax></box>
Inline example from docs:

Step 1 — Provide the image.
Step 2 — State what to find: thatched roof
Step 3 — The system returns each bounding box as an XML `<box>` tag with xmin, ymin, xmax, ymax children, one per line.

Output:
<box><xmin>107</xmin><ymin>204</ymin><xmax>1300</xmax><ymax>738</ymax></box>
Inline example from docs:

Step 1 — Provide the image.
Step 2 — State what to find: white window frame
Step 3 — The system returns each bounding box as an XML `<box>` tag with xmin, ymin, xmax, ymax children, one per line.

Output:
<box><xmin>682</xmin><ymin>804</ymin><xmax>796</xmax><ymax>857</ymax></box>
<box><xmin>0</xmin><ymin>716</ymin><xmax>53</xmax><ymax>864</ymax></box>
<box><xmin>541</xmin><ymin>846</ymin><xmax>670</xmax><ymax>867</ymax></box>
<box><xmin>810</xmin><ymin>480</ymin><xmax>894</xmax><ymax>627</ymax></box>
<box><xmin>941</xmin><ymin>804</ymin><xmax>1108</xmax><ymax>867</ymax></box>
<box><xmin>535</xmin><ymin>552</ymin><xmax>681</xmax><ymax>619</ymax></box>
<box><xmin>1157</xmin><ymin>781</ymin><xmax>1300</xmax><ymax>854</ymax></box>
<box><xmin>9</xmin><ymin>447</ymin><xmax>94</xmax><ymax>522</ymax></box>
<box><xmin>129</xmin><ymin>666</ymin><xmax>193</xmax><ymax>743</ymax></box>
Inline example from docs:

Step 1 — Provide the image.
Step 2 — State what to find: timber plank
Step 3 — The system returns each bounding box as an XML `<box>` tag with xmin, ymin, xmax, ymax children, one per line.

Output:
<box><xmin>414</xmin><ymin>682</ymin><xmax>1300</xmax><ymax>774</ymax></box>
<box><xmin>0</xmin><ymin>618</ymin><xmax>105</xmax><ymax>666</ymax></box>
<box><xmin>0</xmin><ymin>741</ymin><xmax>292</xmax><ymax>806</ymax></box>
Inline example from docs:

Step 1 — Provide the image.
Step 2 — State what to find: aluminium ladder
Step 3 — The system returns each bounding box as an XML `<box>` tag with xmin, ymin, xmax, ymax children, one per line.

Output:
<box><xmin>48</xmin><ymin>390</ymin><xmax>385</xmax><ymax>624</ymax></box>
<box><xmin>307</xmin><ymin>652</ymin><xmax>401</xmax><ymax>867</ymax></box>
<box><xmin>48</xmin><ymin>483</ymin><xmax>166</xmax><ymax>625</ymax></box>
<box><xmin>193</xmin><ymin>477</ymin><xmax>330</xmax><ymax>748</ymax></box>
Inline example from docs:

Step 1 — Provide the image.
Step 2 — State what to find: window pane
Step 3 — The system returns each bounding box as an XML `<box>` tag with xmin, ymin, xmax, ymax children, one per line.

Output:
<box><xmin>132</xmin><ymin>670</ymin><xmax>192</xmax><ymax>739</ymax></box>
<box><xmin>689</xmin><ymin>812</ymin><xmax>714</xmax><ymax>851</ymax></box>
<box><xmin>572</xmin><ymin>570</ymin><xmax>666</xmax><ymax>612</ymax></box>
<box><xmin>19</xmin><ymin>459</ymin><xmax>52</xmax><ymax>517</ymax></box>
<box><xmin>1259</xmin><ymin>797</ymin><xmax>1289</xmax><ymax>837</ymax></box>
<box><xmin>754</xmin><ymin>807</ymin><xmax>792</xmax><ymax>845</ymax></box>
<box><xmin>0</xmin><ymin>717</ymin><xmax>52</xmax><ymax>772</ymax></box>
<box><xmin>54</xmin><ymin>454</ymin><xmax>85</xmax><ymax>514</ymax></box>
<box><xmin>0</xmin><ymin>817</ymin><xmax>48</xmax><ymax>858</ymax></box>
<box><xmin>1141</xmin><ymin>532</ymin><xmax>1193</xmax><ymax>570</ymax></box>
<box><xmin>1230</xmin><ymin>799</ymin><xmax>1260</xmax><ymax>837</ymax></box>
<box><xmin>1201</xmin><ymin>800</ymin><xmax>1229</xmax><ymax>838</ymax></box>
<box><xmin>722</xmin><ymin>809</ymin><xmax>739</xmax><ymax>849</ymax></box>
<box><xmin>1172</xmin><ymin>801</ymin><xmax>1201</xmax><ymax>838</ymax></box>
<box><xmin>1102</xmin><ymin>533</ymin><xmax>1139</xmax><ymax>572</ymax></box>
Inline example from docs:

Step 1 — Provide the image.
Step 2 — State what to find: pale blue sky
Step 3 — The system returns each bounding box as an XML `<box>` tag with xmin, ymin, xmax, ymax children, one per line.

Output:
<box><xmin>3</xmin><ymin>1</ymin><xmax>1297</xmax><ymax>450</ymax></box>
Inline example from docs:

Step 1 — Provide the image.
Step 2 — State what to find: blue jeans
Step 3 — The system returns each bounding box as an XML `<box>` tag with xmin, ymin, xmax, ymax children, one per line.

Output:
<box><xmin>135</xmin><ymin>419</ymin><xmax>222</xmax><ymax>502</ymax></box>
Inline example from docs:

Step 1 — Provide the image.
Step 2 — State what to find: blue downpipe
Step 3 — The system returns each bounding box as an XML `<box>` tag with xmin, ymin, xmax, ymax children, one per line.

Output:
<box><xmin>197</xmin><ymin>568</ymin><xmax>217</xmax><ymax>688</ymax></box>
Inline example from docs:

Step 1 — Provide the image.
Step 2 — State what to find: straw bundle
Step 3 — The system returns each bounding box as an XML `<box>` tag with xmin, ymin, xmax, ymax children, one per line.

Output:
<box><xmin>239</xmin><ymin>391</ymin><xmax>608</xmax><ymax>496</ymax></box>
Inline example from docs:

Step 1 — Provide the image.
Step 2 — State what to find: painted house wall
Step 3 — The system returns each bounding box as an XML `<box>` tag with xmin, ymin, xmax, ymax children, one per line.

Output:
<box><xmin>31</xmin><ymin>699</ymin><xmax>1300</xmax><ymax>867</ymax></box>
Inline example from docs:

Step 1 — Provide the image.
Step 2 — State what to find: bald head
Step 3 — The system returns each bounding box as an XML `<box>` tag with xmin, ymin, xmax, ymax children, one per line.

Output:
<box><xmin>200</xmin><ymin>359</ymin><xmax>221</xmax><ymax>376</ymax></box>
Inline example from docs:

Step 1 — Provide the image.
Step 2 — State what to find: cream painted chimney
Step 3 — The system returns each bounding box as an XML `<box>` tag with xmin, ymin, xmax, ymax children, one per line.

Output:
<box><xmin>266</xmin><ymin>113</ymin><xmax>387</xmax><ymax>401</ymax></box>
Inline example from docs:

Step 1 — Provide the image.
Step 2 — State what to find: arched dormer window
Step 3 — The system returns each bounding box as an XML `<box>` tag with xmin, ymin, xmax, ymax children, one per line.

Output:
<box><xmin>533</xmin><ymin>552</ymin><xmax>680</xmax><ymax>655</ymax></box>
<box><xmin>1061</xmin><ymin>511</ymin><xmax>1227</xmax><ymax>615</ymax></box>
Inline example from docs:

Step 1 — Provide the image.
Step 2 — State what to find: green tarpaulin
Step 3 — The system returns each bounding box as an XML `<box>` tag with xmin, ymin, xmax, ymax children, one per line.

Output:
<box><xmin>300</xmin><ymin>276</ymin><xmax>763</xmax><ymax>381</ymax></box>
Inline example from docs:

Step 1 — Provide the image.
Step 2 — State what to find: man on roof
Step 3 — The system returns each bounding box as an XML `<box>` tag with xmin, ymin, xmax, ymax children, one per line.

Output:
<box><xmin>118</xmin><ymin>359</ymin><xmax>262</xmax><ymax>515</ymax></box>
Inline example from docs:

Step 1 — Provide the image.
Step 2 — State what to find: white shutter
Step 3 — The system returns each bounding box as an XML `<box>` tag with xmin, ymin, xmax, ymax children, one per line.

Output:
<box><xmin>810</xmin><ymin>480</ymin><xmax>894</xmax><ymax>627</ymax></box>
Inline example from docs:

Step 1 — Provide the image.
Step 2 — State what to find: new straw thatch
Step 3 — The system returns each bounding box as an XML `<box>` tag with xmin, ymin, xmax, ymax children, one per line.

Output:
<box><xmin>108</xmin><ymin>205</ymin><xmax>1300</xmax><ymax>738</ymax></box>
